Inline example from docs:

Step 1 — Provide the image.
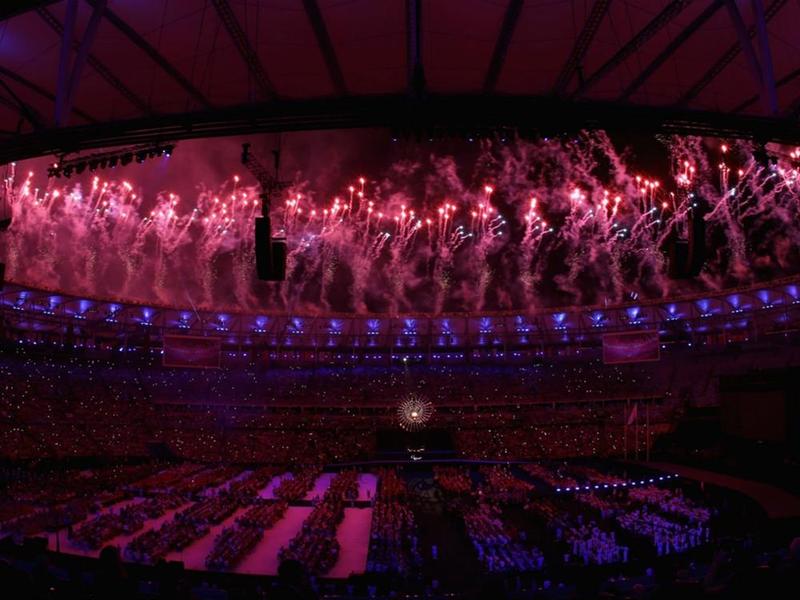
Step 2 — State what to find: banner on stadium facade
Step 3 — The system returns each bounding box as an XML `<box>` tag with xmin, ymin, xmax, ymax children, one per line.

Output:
<box><xmin>163</xmin><ymin>335</ymin><xmax>221</xmax><ymax>369</ymax></box>
<box><xmin>602</xmin><ymin>330</ymin><xmax>660</xmax><ymax>364</ymax></box>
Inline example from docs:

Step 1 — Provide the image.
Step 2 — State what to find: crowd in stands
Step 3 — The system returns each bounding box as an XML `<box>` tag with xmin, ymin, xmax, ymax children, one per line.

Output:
<box><xmin>558</xmin><ymin>520</ymin><xmax>628</xmax><ymax>566</ymax></box>
<box><xmin>3</xmin><ymin>463</ymin><xmax>157</xmax><ymax>506</ymax></box>
<box><xmin>628</xmin><ymin>485</ymin><xmax>712</xmax><ymax>523</ymax></box>
<box><xmin>479</xmin><ymin>465</ymin><xmax>534</xmax><ymax>504</ymax></box>
<box><xmin>516</xmin><ymin>463</ymin><xmax>714</xmax><ymax>567</ymax></box>
<box><xmin>573</xmin><ymin>492</ymin><xmax>619</xmax><ymax>517</ymax></box>
<box><xmin>69</xmin><ymin>495</ymin><xmax>183</xmax><ymax>550</ymax></box>
<box><xmin>616</xmin><ymin>506</ymin><xmax>710</xmax><ymax>556</ymax></box>
<box><xmin>521</xmin><ymin>463</ymin><xmax>580</xmax><ymax>489</ymax></box>
<box><xmin>1</xmin><ymin>500</ymin><xmax>92</xmax><ymax>539</ymax></box>
<box><xmin>0</xmin><ymin>463</ymin><xmax>164</xmax><ymax>539</ymax></box>
<box><xmin>366</xmin><ymin>469</ymin><xmax>421</xmax><ymax>575</ymax></box>
<box><xmin>206</xmin><ymin>500</ymin><xmax>289</xmax><ymax>570</ymax></box>
<box><xmin>0</xmin><ymin>456</ymin><xmax>776</xmax><ymax>600</ymax></box>
<box><xmin>1</xmin><ymin>349</ymin><xmax>682</xmax><ymax>466</ymax></box>
<box><xmin>273</xmin><ymin>469</ymin><xmax>320</xmax><ymax>502</ymax></box>
<box><xmin>568</xmin><ymin>483</ymin><xmax>712</xmax><ymax>557</ymax></box>
<box><xmin>530</xmin><ymin>499</ymin><xmax>630</xmax><ymax>566</ymax></box>
<box><xmin>1</xmin><ymin>537</ymin><xmax>798</xmax><ymax>599</ymax></box>
<box><xmin>454</xmin><ymin>421</ymin><xmax>640</xmax><ymax>460</ymax></box>
<box><xmin>567</xmin><ymin>465</ymin><xmax>627</xmax><ymax>486</ymax></box>
<box><xmin>157</xmin><ymin>466</ymin><xmax>241</xmax><ymax>497</ymax></box>
<box><xmin>463</xmin><ymin>503</ymin><xmax>544</xmax><ymax>573</ymax></box>
<box><xmin>198</xmin><ymin>467</ymin><xmax>289</xmax><ymax>571</ymax></box>
<box><xmin>123</xmin><ymin>469</ymin><xmax>258</xmax><ymax>563</ymax></box>
<box><xmin>126</xmin><ymin>464</ymin><xmax>207</xmax><ymax>494</ymax></box>
<box><xmin>431</xmin><ymin>465</ymin><xmax>554</xmax><ymax>574</ymax></box>
<box><xmin>124</xmin><ymin>515</ymin><xmax>207</xmax><ymax>563</ymax></box>
<box><xmin>433</xmin><ymin>466</ymin><xmax>473</xmax><ymax>495</ymax></box>
<box><xmin>278</xmin><ymin>471</ymin><xmax>359</xmax><ymax>575</ymax></box>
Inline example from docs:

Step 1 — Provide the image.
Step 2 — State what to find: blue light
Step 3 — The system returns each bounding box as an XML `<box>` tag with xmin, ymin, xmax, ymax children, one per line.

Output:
<box><xmin>402</xmin><ymin>318</ymin><xmax>416</xmax><ymax>336</ymax></box>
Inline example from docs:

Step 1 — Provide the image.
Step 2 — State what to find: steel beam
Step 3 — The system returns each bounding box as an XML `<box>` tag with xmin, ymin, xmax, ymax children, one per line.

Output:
<box><xmin>732</xmin><ymin>65</ymin><xmax>800</xmax><ymax>113</ymax></box>
<box><xmin>38</xmin><ymin>7</ymin><xmax>152</xmax><ymax>115</ymax></box>
<box><xmin>788</xmin><ymin>93</ymin><xmax>800</xmax><ymax>119</ymax></box>
<box><xmin>59</xmin><ymin>0</ymin><xmax>106</xmax><ymax>126</ymax></box>
<box><xmin>483</xmin><ymin>0</ymin><xmax>523</xmax><ymax>93</ymax></box>
<box><xmin>407</xmin><ymin>0</ymin><xmax>425</xmax><ymax>97</ymax></box>
<box><xmin>0</xmin><ymin>0</ymin><xmax>60</xmax><ymax>21</ymax></box>
<box><xmin>55</xmin><ymin>0</ymin><xmax>78</xmax><ymax>126</ymax></box>
<box><xmin>302</xmin><ymin>0</ymin><xmax>347</xmax><ymax>96</ymax></box>
<box><xmin>725</xmin><ymin>0</ymin><xmax>772</xmax><ymax>114</ymax></box>
<box><xmin>676</xmin><ymin>0</ymin><xmax>786</xmax><ymax>107</ymax></box>
<box><xmin>210</xmin><ymin>0</ymin><xmax>276</xmax><ymax>101</ymax></box>
<box><xmin>553</xmin><ymin>0</ymin><xmax>612</xmax><ymax>95</ymax></box>
<box><xmin>0</xmin><ymin>78</ymin><xmax>44</xmax><ymax>129</ymax></box>
<box><xmin>573</xmin><ymin>0</ymin><xmax>690</xmax><ymax>98</ymax></box>
<box><xmin>751</xmin><ymin>0</ymin><xmax>778</xmax><ymax>114</ymax></box>
<box><xmin>619</xmin><ymin>0</ymin><xmax>725</xmax><ymax>102</ymax></box>
<box><xmin>2</xmin><ymin>94</ymin><xmax>800</xmax><ymax>163</ymax></box>
<box><xmin>86</xmin><ymin>0</ymin><xmax>212</xmax><ymax>109</ymax></box>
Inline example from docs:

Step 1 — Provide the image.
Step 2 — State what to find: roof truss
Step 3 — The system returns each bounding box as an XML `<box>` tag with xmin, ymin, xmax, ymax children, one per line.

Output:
<box><xmin>483</xmin><ymin>0</ymin><xmax>524</xmax><ymax>94</ymax></box>
<box><xmin>552</xmin><ymin>0</ymin><xmax>612</xmax><ymax>95</ymax></box>
<box><xmin>210</xmin><ymin>0</ymin><xmax>276</xmax><ymax>101</ymax></box>
<box><xmin>86</xmin><ymin>0</ymin><xmax>212</xmax><ymax>110</ymax></box>
<box><xmin>38</xmin><ymin>6</ymin><xmax>152</xmax><ymax>116</ymax></box>
<box><xmin>619</xmin><ymin>0</ymin><xmax>725</xmax><ymax>102</ymax></box>
<box><xmin>303</xmin><ymin>0</ymin><xmax>348</xmax><ymax>96</ymax></box>
<box><xmin>573</xmin><ymin>0</ymin><xmax>691</xmax><ymax>98</ymax></box>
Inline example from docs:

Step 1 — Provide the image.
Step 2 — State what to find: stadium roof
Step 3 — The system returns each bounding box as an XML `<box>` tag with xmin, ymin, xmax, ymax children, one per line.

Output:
<box><xmin>2</xmin><ymin>0</ymin><xmax>800</xmax><ymax>161</ymax></box>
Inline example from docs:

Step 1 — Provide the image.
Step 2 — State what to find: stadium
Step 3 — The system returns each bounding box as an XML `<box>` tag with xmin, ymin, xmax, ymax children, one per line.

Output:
<box><xmin>1</xmin><ymin>1</ymin><xmax>799</xmax><ymax>599</ymax></box>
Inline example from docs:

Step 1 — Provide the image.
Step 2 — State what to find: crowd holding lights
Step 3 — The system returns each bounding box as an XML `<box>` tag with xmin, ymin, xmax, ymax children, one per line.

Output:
<box><xmin>0</xmin><ymin>347</ymin><xmax>699</xmax><ymax>468</ymax></box>
<box><xmin>0</xmin><ymin>342</ymin><xmax>793</xmax><ymax>593</ymax></box>
<box><xmin>366</xmin><ymin>468</ymin><xmax>422</xmax><ymax>575</ymax></box>
<box><xmin>4</xmin><ymin>136</ymin><xmax>800</xmax><ymax>313</ymax></box>
<box><xmin>0</xmin><ymin>453</ymin><xmax>719</xmax><ymax>581</ymax></box>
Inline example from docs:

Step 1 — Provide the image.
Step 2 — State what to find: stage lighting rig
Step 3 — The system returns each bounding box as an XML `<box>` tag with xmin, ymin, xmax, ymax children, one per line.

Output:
<box><xmin>241</xmin><ymin>142</ymin><xmax>289</xmax><ymax>281</ymax></box>
<box><xmin>47</xmin><ymin>142</ymin><xmax>176</xmax><ymax>178</ymax></box>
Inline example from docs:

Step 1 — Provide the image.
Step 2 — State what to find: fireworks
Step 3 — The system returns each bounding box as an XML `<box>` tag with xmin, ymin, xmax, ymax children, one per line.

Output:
<box><xmin>2</xmin><ymin>134</ymin><xmax>800</xmax><ymax>314</ymax></box>
<box><xmin>397</xmin><ymin>395</ymin><xmax>435</xmax><ymax>432</ymax></box>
